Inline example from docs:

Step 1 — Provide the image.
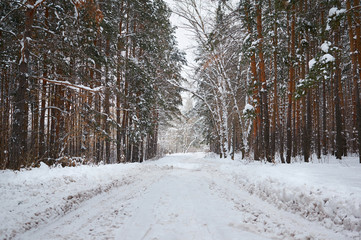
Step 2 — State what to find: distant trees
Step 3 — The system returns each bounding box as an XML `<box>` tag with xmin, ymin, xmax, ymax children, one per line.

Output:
<box><xmin>158</xmin><ymin>99</ymin><xmax>206</xmax><ymax>155</ymax></box>
<box><xmin>0</xmin><ymin>0</ymin><xmax>184</xmax><ymax>169</ymax></box>
<box><xmin>182</xmin><ymin>0</ymin><xmax>361</xmax><ymax>162</ymax></box>
<box><xmin>176</xmin><ymin>0</ymin><xmax>247</xmax><ymax>159</ymax></box>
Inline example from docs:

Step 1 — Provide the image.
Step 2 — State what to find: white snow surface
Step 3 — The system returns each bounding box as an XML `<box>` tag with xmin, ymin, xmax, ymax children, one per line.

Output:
<box><xmin>1</xmin><ymin>153</ymin><xmax>361</xmax><ymax>240</ymax></box>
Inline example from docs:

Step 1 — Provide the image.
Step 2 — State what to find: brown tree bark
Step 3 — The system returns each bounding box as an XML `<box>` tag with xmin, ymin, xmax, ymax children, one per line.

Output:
<box><xmin>9</xmin><ymin>0</ymin><xmax>37</xmax><ymax>169</ymax></box>
<box><xmin>271</xmin><ymin>1</ymin><xmax>279</xmax><ymax>161</ymax></box>
<box><xmin>334</xmin><ymin>2</ymin><xmax>344</xmax><ymax>160</ymax></box>
<box><xmin>353</xmin><ymin>0</ymin><xmax>361</xmax><ymax>81</ymax></box>
<box><xmin>122</xmin><ymin>1</ymin><xmax>130</xmax><ymax>162</ymax></box>
<box><xmin>116</xmin><ymin>0</ymin><xmax>124</xmax><ymax>163</ymax></box>
<box><xmin>347</xmin><ymin>0</ymin><xmax>361</xmax><ymax>163</ymax></box>
<box><xmin>300</xmin><ymin>39</ymin><xmax>309</xmax><ymax>162</ymax></box>
<box><xmin>0</xmin><ymin>68</ymin><xmax>8</xmax><ymax>169</ymax></box>
<box><xmin>286</xmin><ymin>5</ymin><xmax>296</xmax><ymax>164</ymax></box>
<box><xmin>104</xmin><ymin>36</ymin><xmax>111</xmax><ymax>164</ymax></box>
<box><xmin>244</xmin><ymin>1</ymin><xmax>260</xmax><ymax>160</ymax></box>
<box><xmin>95</xmin><ymin>30</ymin><xmax>102</xmax><ymax>164</ymax></box>
<box><xmin>256</xmin><ymin>2</ymin><xmax>270</xmax><ymax>162</ymax></box>
<box><xmin>32</xmin><ymin>74</ymin><xmax>39</xmax><ymax>162</ymax></box>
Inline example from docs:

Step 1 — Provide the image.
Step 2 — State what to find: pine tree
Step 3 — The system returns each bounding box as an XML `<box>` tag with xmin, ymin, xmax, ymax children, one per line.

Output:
<box><xmin>0</xmin><ymin>0</ymin><xmax>184</xmax><ymax>168</ymax></box>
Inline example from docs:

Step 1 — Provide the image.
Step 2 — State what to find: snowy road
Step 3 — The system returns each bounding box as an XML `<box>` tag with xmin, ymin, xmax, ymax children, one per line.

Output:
<box><xmin>8</xmin><ymin>153</ymin><xmax>359</xmax><ymax>240</ymax></box>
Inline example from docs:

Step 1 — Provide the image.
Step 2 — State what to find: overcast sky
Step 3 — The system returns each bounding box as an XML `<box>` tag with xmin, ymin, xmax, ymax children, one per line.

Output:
<box><xmin>164</xmin><ymin>0</ymin><xmax>197</xmax><ymax>112</ymax></box>
<box><xmin>165</xmin><ymin>0</ymin><xmax>196</xmax><ymax>74</ymax></box>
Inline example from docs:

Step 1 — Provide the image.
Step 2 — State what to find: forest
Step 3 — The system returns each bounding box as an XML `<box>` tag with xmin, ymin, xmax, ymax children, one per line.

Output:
<box><xmin>1</xmin><ymin>0</ymin><xmax>361</xmax><ymax>170</ymax></box>
<box><xmin>179</xmin><ymin>0</ymin><xmax>361</xmax><ymax>163</ymax></box>
<box><xmin>0</xmin><ymin>0</ymin><xmax>185</xmax><ymax>169</ymax></box>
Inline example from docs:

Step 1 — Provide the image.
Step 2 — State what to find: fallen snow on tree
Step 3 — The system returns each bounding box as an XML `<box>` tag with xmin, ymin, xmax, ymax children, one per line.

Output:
<box><xmin>328</xmin><ymin>7</ymin><xmax>346</xmax><ymax>17</ymax></box>
<box><xmin>309</xmin><ymin>58</ymin><xmax>317</xmax><ymax>70</ymax></box>
<box><xmin>320</xmin><ymin>53</ymin><xmax>335</xmax><ymax>63</ymax></box>
<box><xmin>321</xmin><ymin>41</ymin><xmax>332</xmax><ymax>53</ymax></box>
<box><xmin>243</xmin><ymin>103</ymin><xmax>254</xmax><ymax>115</ymax></box>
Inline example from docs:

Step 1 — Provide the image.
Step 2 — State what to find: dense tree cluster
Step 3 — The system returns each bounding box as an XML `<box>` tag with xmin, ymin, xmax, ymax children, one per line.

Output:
<box><xmin>158</xmin><ymin>98</ymin><xmax>206</xmax><ymax>154</ymax></box>
<box><xmin>0</xmin><ymin>0</ymin><xmax>184</xmax><ymax>169</ymax></box>
<box><xmin>183</xmin><ymin>0</ymin><xmax>361</xmax><ymax>162</ymax></box>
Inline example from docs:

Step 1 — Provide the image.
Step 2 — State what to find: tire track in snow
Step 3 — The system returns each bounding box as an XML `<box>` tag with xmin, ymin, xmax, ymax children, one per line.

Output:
<box><xmin>209</xmin><ymin>167</ymin><xmax>361</xmax><ymax>239</ymax></box>
<box><xmin>14</xmin><ymin>165</ymin><xmax>166</xmax><ymax>240</ymax></box>
<box><xmin>113</xmin><ymin>168</ymin><xmax>269</xmax><ymax>240</ymax></box>
<box><xmin>11</xmin><ymin>155</ymin><xmax>359</xmax><ymax>240</ymax></box>
<box><xmin>206</xmin><ymin>171</ymin><xmax>352</xmax><ymax>240</ymax></box>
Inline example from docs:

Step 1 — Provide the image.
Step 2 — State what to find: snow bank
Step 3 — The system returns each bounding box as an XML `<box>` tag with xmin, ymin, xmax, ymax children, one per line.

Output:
<box><xmin>1</xmin><ymin>153</ymin><xmax>360</xmax><ymax>239</ymax></box>
<box><xmin>207</xmin><ymin>155</ymin><xmax>361</xmax><ymax>239</ymax></box>
<box><xmin>0</xmin><ymin>163</ymin><xmax>140</xmax><ymax>239</ymax></box>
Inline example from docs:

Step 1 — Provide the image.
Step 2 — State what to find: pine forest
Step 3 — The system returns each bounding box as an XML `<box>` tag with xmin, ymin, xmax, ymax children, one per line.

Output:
<box><xmin>1</xmin><ymin>1</ymin><xmax>361</xmax><ymax>239</ymax></box>
<box><xmin>1</xmin><ymin>0</ymin><xmax>361</xmax><ymax>169</ymax></box>
<box><xmin>0</xmin><ymin>0</ymin><xmax>185</xmax><ymax>169</ymax></box>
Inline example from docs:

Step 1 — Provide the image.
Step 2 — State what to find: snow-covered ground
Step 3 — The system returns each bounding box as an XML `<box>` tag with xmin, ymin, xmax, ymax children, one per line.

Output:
<box><xmin>1</xmin><ymin>153</ymin><xmax>360</xmax><ymax>240</ymax></box>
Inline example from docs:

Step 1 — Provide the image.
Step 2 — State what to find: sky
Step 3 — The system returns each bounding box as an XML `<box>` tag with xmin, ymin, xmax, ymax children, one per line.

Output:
<box><xmin>165</xmin><ymin>0</ymin><xmax>195</xmax><ymax>113</ymax></box>
<box><xmin>164</xmin><ymin>0</ymin><xmax>196</xmax><ymax>113</ymax></box>
<box><xmin>165</xmin><ymin>0</ymin><xmax>196</xmax><ymax>69</ymax></box>
<box><xmin>164</xmin><ymin>0</ymin><xmax>220</xmax><ymax>113</ymax></box>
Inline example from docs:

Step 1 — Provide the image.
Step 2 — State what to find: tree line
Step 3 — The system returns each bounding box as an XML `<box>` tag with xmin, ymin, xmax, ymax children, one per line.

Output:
<box><xmin>179</xmin><ymin>0</ymin><xmax>361</xmax><ymax>163</ymax></box>
<box><xmin>0</xmin><ymin>0</ymin><xmax>184</xmax><ymax>169</ymax></box>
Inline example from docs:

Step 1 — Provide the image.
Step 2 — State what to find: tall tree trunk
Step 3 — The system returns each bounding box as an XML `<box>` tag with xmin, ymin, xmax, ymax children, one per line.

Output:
<box><xmin>244</xmin><ymin>1</ymin><xmax>260</xmax><ymax>160</ymax></box>
<box><xmin>353</xmin><ymin>0</ymin><xmax>361</xmax><ymax>82</ymax></box>
<box><xmin>322</xmin><ymin>77</ymin><xmax>328</xmax><ymax>155</ymax></box>
<box><xmin>334</xmin><ymin>7</ymin><xmax>344</xmax><ymax>160</ymax></box>
<box><xmin>315</xmin><ymin>87</ymin><xmax>321</xmax><ymax>159</ymax></box>
<box><xmin>0</xmin><ymin>70</ymin><xmax>4</xmax><ymax>168</ymax></box>
<box><xmin>0</xmin><ymin>68</ymin><xmax>8</xmax><ymax>168</ymax></box>
<box><xmin>286</xmin><ymin>5</ymin><xmax>296</xmax><ymax>164</ymax></box>
<box><xmin>39</xmin><ymin>79</ymin><xmax>47</xmax><ymax>159</ymax></box>
<box><xmin>49</xmin><ymin>85</ymin><xmax>56</xmax><ymax>159</ymax></box>
<box><xmin>32</xmin><ymin>75</ymin><xmax>39</xmax><ymax>162</ymax></box>
<box><xmin>301</xmin><ymin>54</ymin><xmax>309</xmax><ymax>162</ymax></box>
<box><xmin>9</xmin><ymin>1</ymin><xmax>36</xmax><ymax>169</ymax></box>
<box><xmin>104</xmin><ymin>36</ymin><xmax>111</xmax><ymax>164</ymax></box>
<box><xmin>306</xmin><ymin>91</ymin><xmax>312</xmax><ymax>161</ymax></box>
<box><xmin>4</xmin><ymin>71</ymin><xmax>10</xmax><ymax>167</ymax></box>
<box><xmin>95</xmin><ymin>31</ymin><xmax>102</xmax><ymax>164</ymax></box>
<box><xmin>256</xmin><ymin>2</ymin><xmax>270</xmax><ymax>162</ymax></box>
<box><xmin>39</xmin><ymin>6</ymin><xmax>49</xmax><ymax>160</ymax></box>
<box><xmin>346</xmin><ymin>0</ymin><xmax>361</xmax><ymax>163</ymax></box>
<box><xmin>123</xmin><ymin>2</ymin><xmax>130</xmax><ymax>162</ymax></box>
<box><xmin>116</xmin><ymin>0</ymin><xmax>124</xmax><ymax>163</ymax></box>
<box><xmin>271</xmin><ymin>1</ymin><xmax>279</xmax><ymax>161</ymax></box>
<box><xmin>305</xmin><ymin>0</ymin><xmax>312</xmax><ymax>162</ymax></box>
